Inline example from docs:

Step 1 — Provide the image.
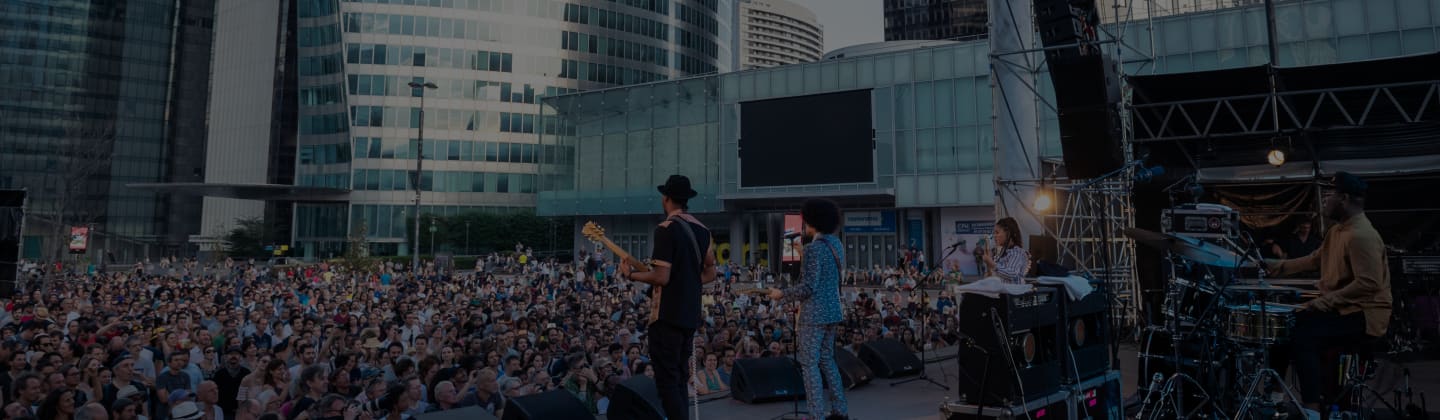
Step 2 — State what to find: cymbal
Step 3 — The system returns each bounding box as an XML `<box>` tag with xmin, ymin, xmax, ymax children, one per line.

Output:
<box><xmin>1122</xmin><ymin>228</ymin><xmax>1242</xmax><ymax>267</ymax></box>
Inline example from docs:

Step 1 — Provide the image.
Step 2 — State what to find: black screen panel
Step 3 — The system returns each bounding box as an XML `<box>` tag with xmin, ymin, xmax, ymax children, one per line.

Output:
<box><xmin>739</xmin><ymin>89</ymin><xmax>874</xmax><ymax>188</ymax></box>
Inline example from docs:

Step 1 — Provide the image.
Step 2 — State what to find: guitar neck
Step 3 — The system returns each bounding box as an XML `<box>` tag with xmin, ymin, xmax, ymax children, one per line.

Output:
<box><xmin>597</xmin><ymin>237</ymin><xmax>650</xmax><ymax>272</ymax></box>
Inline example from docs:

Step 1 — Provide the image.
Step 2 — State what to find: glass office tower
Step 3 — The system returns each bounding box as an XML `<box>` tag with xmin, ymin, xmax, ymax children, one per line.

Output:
<box><xmin>292</xmin><ymin>0</ymin><xmax>734</xmax><ymax>258</ymax></box>
<box><xmin>0</xmin><ymin>0</ymin><xmax>215</xmax><ymax>261</ymax></box>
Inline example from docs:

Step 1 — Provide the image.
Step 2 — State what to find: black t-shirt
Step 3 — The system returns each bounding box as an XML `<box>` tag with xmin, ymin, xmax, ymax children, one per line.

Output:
<box><xmin>650</xmin><ymin>215</ymin><xmax>710</xmax><ymax>329</ymax></box>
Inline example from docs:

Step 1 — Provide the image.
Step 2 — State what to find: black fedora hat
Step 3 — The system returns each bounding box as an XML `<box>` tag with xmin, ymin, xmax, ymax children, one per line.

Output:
<box><xmin>657</xmin><ymin>175</ymin><xmax>698</xmax><ymax>200</ymax></box>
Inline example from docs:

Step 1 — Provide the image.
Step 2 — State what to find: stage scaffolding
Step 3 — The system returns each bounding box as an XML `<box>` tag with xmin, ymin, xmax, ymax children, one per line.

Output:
<box><xmin>989</xmin><ymin>0</ymin><xmax>1166</xmax><ymax>334</ymax></box>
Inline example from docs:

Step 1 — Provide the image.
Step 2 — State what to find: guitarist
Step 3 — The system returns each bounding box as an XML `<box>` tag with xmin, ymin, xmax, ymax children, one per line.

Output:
<box><xmin>619</xmin><ymin>174</ymin><xmax>717</xmax><ymax>420</ymax></box>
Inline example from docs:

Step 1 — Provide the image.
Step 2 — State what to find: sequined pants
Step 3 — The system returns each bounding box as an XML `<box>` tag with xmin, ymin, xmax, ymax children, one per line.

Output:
<box><xmin>797</xmin><ymin>323</ymin><xmax>847</xmax><ymax>417</ymax></box>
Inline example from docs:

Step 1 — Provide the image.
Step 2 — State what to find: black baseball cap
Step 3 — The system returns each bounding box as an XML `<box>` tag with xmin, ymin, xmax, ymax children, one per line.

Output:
<box><xmin>1326</xmin><ymin>171</ymin><xmax>1367</xmax><ymax>197</ymax></box>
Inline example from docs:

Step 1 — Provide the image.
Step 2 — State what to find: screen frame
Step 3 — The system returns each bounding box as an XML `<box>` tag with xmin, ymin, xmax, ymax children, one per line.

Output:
<box><xmin>736</xmin><ymin>89</ymin><xmax>877</xmax><ymax>189</ymax></box>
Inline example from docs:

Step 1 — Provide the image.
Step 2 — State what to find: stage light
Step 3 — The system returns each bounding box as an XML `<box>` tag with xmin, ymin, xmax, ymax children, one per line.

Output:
<box><xmin>1033</xmin><ymin>191</ymin><xmax>1053</xmax><ymax>212</ymax></box>
<box><xmin>1267</xmin><ymin>148</ymin><xmax>1286</xmax><ymax>166</ymax></box>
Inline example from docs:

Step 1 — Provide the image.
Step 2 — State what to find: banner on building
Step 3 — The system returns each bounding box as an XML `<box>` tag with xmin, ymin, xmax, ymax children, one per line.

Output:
<box><xmin>940</xmin><ymin>221</ymin><xmax>994</xmax><ymax>276</ymax></box>
<box><xmin>843</xmin><ymin>211</ymin><xmax>896</xmax><ymax>233</ymax></box>
<box><xmin>69</xmin><ymin>226</ymin><xmax>89</xmax><ymax>254</ymax></box>
<box><xmin>782</xmin><ymin>213</ymin><xmax>803</xmax><ymax>262</ymax></box>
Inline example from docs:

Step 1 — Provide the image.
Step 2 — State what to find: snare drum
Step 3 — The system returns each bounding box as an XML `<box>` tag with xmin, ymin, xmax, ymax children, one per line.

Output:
<box><xmin>1225</xmin><ymin>304</ymin><xmax>1296</xmax><ymax>343</ymax></box>
<box><xmin>1162</xmin><ymin>278</ymin><xmax>1220</xmax><ymax>324</ymax></box>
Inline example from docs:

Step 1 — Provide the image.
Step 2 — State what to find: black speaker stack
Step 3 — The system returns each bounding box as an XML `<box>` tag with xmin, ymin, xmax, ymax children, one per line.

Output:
<box><xmin>1041</xmin><ymin>284</ymin><xmax>1110</xmax><ymax>382</ymax></box>
<box><xmin>501</xmin><ymin>389</ymin><xmax>596</xmax><ymax>420</ymax></box>
<box><xmin>833</xmin><ymin>345</ymin><xmax>873</xmax><ymax>389</ymax></box>
<box><xmin>857</xmin><ymin>338</ymin><xmax>922</xmax><ymax>378</ymax></box>
<box><xmin>0</xmin><ymin>189</ymin><xmax>25</xmax><ymax>299</ymax></box>
<box><xmin>730</xmin><ymin>356</ymin><xmax>806</xmax><ymax>403</ymax></box>
<box><xmin>956</xmin><ymin>288</ymin><xmax>1062</xmax><ymax>407</ymax></box>
<box><xmin>606</xmin><ymin>375</ymin><xmax>665</xmax><ymax>420</ymax></box>
<box><xmin>1033</xmin><ymin>0</ymin><xmax>1125</xmax><ymax>179</ymax></box>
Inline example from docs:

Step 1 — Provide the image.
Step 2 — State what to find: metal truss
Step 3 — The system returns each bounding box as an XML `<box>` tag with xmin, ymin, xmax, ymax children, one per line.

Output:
<box><xmin>1050</xmin><ymin>179</ymin><xmax>1141</xmax><ymax>330</ymax></box>
<box><xmin>1132</xmin><ymin>80</ymin><xmax>1440</xmax><ymax>143</ymax></box>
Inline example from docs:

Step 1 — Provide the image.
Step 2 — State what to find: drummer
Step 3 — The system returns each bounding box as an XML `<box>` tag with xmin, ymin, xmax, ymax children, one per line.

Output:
<box><xmin>1263</xmin><ymin>171</ymin><xmax>1391</xmax><ymax>410</ymax></box>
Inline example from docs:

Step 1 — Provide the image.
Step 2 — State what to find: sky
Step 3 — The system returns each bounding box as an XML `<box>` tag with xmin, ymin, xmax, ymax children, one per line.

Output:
<box><xmin>790</xmin><ymin>0</ymin><xmax>885</xmax><ymax>53</ymax></box>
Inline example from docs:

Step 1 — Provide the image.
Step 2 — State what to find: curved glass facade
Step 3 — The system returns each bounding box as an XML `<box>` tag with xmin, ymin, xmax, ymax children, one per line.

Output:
<box><xmin>294</xmin><ymin>0</ymin><xmax>733</xmax><ymax>258</ymax></box>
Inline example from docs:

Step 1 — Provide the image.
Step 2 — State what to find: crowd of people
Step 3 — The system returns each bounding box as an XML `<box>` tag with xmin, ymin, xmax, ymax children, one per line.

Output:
<box><xmin>1</xmin><ymin>248</ymin><xmax>961</xmax><ymax>420</ymax></box>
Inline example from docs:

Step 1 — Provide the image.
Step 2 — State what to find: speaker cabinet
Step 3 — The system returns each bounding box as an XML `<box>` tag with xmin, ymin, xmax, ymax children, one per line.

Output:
<box><xmin>501</xmin><ymin>389</ymin><xmax>595</xmax><ymax>420</ymax></box>
<box><xmin>833</xmin><ymin>345</ymin><xmax>873</xmax><ymax>389</ymax></box>
<box><xmin>729</xmin><ymin>357</ymin><xmax>805</xmax><ymax>404</ymax></box>
<box><xmin>606</xmin><ymin>375</ymin><xmax>664</xmax><ymax>420</ymax></box>
<box><xmin>858</xmin><ymin>339</ymin><xmax>922</xmax><ymax>378</ymax></box>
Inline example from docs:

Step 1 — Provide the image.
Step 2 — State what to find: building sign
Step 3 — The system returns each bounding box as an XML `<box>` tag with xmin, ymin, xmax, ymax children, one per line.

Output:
<box><xmin>943</xmin><ymin>221</ymin><xmax>995</xmax><ymax>276</ymax></box>
<box><xmin>843</xmin><ymin>211</ymin><xmax>896</xmax><ymax>233</ymax></box>
<box><xmin>69</xmin><ymin>226</ymin><xmax>89</xmax><ymax>254</ymax></box>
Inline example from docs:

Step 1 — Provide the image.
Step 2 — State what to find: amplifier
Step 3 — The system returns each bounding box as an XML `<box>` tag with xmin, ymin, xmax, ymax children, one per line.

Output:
<box><xmin>1162</xmin><ymin>204</ymin><xmax>1239</xmax><ymax>239</ymax></box>
<box><xmin>1070</xmin><ymin>370</ymin><xmax>1122</xmax><ymax>420</ymax></box>
<box><xmin>1040</xmin><ymin>285</ymin><xmax>1110</xmax><ymax>382</ymax></box>
<box><xmin>941</xmin><ymin>390</ymin><xmax>1070</xmax><ymax>420</ymax></box>
<box><xmin>957</xmin><ymin>289</ymin><xmax>1062</xmax><ymax>406</ymax></box>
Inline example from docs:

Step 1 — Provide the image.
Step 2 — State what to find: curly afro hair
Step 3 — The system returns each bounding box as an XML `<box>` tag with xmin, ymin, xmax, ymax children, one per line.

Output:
<box><xmin>801</xmin><ymin>199</ymin><xmax>842</xmax><ymax>234</ymax></box>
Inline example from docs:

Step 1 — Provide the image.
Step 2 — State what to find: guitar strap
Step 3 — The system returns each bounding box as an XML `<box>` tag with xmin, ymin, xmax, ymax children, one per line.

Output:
<box><xmin>667</xmin><ymin>215</ymin><xmax>705</xmax><ymax>270</ymax></box>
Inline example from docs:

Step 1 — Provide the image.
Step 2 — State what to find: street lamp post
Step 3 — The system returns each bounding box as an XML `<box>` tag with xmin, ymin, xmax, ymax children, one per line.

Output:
<box><xmin>465</xmin><ymin>221</ymin><xmax>471</xmax><ymax>255</ymax></box>
<box><xmin>429</xmin><ymin>220</ymin><xmax>437</xmax><ymax>257</ymax></box>
<box><xmin>408</xmin><ymin>81</ymin><xmax>438</xmax><ymax>273</ymax></box>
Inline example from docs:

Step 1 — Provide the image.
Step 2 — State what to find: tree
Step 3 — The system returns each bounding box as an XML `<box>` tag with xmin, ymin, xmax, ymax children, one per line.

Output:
<box><xmin>45</xmin><ymin>120</ymin><xmax>115</xmax><ymax>261</ymax></box>
<box><xmin>418</xmin><ymin>212</ymin><xmax>571</xmax><ymax>255</ymax></box>
<box><xmin>223</xmin><ymin>217</ymin><xmax>280</xmax><ymax>259</ymax></box>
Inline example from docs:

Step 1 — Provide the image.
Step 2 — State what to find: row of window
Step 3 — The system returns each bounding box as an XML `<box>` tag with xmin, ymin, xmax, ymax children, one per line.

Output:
<box><xmin>298</xmin><ymin>173</ymin><xmax>350</xmax><ymax>190</ymax></box>
<box><xmin>348</xmin><ymin>204</ymin><xmax>534</xmax><ymax>240</ymax></box>
<box><xmin>349</xmin><ymin>105</ymin><xmax>538</xmax><ymax>133</ymax></box>
<box><xmin>343</xmin><ymin>0</ymin><xmax>521</xmax><ymax>13</ymax></box>
<box><xmin>300</xmin><ymin>84</ymin><xmax>345</xmax><ymax>106</ymax></box>
<box><xmin>676</xmin><ymin>3</ymin><xmax>719</xmax><ymax>36</ymax></box>
<box><xmin>608</xmin><ymin>0</ymin><xmax>668</xmax><ymax>15</ymax></box>
<box><xmin>692</xmin><ymin>0</ymin><xmax>719</xmax><ymax>13</ymax></box>
<box><xmin>746</xmin><ymin>32</ymin><xmax>822</xmax><ymax>57</ymax></box>
<box><xmin>558</xmin><ymin>59</ymin><xmax>669</xmax><ymax>84</ymax></box>
<box><xmin>300</xmin><ymin>113</ymin><xmax>348</xmax><ymax>135</ymax></box>
<box><xmin>746</xmin><ymin>15</ymin><xmax>822</xmax><ymax>46</ymax></box>
<box><xmin>299</xmin><ymin>53</ymin><xmax>343</xmax><ymax>76</ymax></box>
<box><xmin>353</xmin><ymin>137</ymin><xmax>556</xmax><ymax>164</ymax></box>
<box><xmin>298</xmin><ymin>24</ymin><xmax>341</xmax><ymax>47</ymax></box>
<box><xmin>746</xmin><ymin>7</ymin><xmax>821</xmax><ymax>37</ymax></box>
<box><xmin>299</xmin><ymin>0</ymin><xmax>337</xmax><ymax>18</ymax></box>
<box><xmin>563</xmin><ymin>3</ymin><xmax>669</xmax><ymax>41</ymax></box>
<box><xmin>348</xmin><ymin>74</ymin><xmax>544</xmax><ymax>104</ymax></box>
<box><xmin>676</xmin><ymin>28</ymin><xmax>719</xmax><ymax>59</ymax></box>
<box><xmin>561</xmin><ymin>30</ymin><xmax>670</xmax><ymax>67</ymax></box>
<box><xmin>351</xmin><ymin>169</ymin><xmax>537</xmax><ymax>194</ymax></box>
<box><xmin>300</xmin><ymin>143</ymin><xmax>352</xmax><ymax>165</ymax></box>
<box><xmin>676</xmin><ymin>53</ymin><xmax>717</xmax><ymax>75</ymax></box>
<box><xmin>345</xmin><ymin>43</ymin><xmax>514</xmax><ymax>73</ymax></box>
<box><xmin>344</xmin><ymin>12</ymin><xmax>496</xmax><ymax>43</ymax></box>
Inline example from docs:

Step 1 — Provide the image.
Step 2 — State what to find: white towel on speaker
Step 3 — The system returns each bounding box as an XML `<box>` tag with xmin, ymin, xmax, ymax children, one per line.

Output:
<box><xmin>1036</xmin><ymin>275</ymin><xmax>1095</xmax><ymax>301</ymax></box>
<box><xmin>955</xmin><ymin>277</ymin><xmax>1034</xmax><ymax>298</ymax></box>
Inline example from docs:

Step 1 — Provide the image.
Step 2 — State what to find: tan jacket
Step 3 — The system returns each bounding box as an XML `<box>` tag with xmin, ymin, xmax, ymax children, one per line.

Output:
<box><xmin>1267</xmin><ymin>214</ymin><xmax>1391</xmax><ymax>337</ymax></box>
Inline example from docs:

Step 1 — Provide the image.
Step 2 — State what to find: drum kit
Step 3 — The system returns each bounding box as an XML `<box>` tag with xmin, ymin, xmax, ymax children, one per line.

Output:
<box><xmin>1125</xmin><ymin>227</ymin><xmax>1311</xmax><ymax>419</ymax></box>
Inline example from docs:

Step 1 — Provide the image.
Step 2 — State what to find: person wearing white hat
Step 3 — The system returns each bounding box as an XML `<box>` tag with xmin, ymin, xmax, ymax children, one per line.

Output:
<box><xmin>169</xmin><ymin>401</ymin><xmax>203</xmax><ymax>420</ymax></box>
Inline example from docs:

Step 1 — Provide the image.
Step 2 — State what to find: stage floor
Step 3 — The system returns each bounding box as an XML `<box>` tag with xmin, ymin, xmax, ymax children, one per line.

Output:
<box><xmin>659</xmin><ymin>344</ymin><xmax>1440</xmax><ymax>420</ymax></box>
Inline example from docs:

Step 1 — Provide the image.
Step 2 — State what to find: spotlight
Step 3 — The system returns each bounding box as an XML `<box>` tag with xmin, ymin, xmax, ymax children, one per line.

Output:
<box><xmin>1267</xmin><ymin>148</ymin><xmax>1286</xmax><ymax>167</ymax></box>
<box><xmin>1033</xmin><ymin>191</ymin><xmax>1054</xmax><ymax>212</ymax></box>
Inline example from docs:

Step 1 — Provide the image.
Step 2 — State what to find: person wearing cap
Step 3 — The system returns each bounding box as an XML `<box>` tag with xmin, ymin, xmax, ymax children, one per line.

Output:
<box><xmin>1264</xmin><ymin>171</ymin><xmax>1392</xmax><ymax>410</ymax></box>
<box><xmin>617</xmin><ymin>175</ymin><xmax>718</xmax><ymax>420</ymax></box>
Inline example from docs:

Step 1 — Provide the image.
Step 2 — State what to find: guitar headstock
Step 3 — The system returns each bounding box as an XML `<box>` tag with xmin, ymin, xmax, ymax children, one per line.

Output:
<box><xmin>581</xmin><ymin>221</ymin><xmax>607</xmax><ymax>243</ymax></box>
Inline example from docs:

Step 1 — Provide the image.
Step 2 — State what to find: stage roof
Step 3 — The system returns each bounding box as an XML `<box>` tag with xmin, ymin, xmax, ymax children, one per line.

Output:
<box><xmin>1129</xmin><ymin>52</ymin><xmax>1440</xmax><ymax>183</ymax></box>
<box><xmin>127</xmin><ymin>183</ymin><xmax>350</xmax><ymax>202</ymax></box>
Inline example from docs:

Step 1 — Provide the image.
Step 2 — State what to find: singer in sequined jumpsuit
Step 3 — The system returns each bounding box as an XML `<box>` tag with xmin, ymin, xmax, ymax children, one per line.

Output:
<box><xmin>768</xmin><ymin>199</ymin><xmax>849</xmax><ymax>420</ymax></box>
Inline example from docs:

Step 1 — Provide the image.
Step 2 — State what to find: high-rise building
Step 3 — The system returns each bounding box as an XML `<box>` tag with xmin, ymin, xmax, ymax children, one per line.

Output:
<box><xmin>288</xmin><ymin>0</ymin><xmax>734</xmax><ymax>258</ymax></box>
<box><xmin>190</xmin><ymin>0</ymin><xmax>302</xmax><ymax>257</ymax></box>
<box><xmin>737</xmin><ymin>0</ymin><xmax>823</xmax><ymax>69</ymax></box>
<box><xmin>0</xmin><ymin>0</ymin><xmax>216</xmax><ymax>261</ymax></box>
<box><xmin>883</xmin><ymin>0</ymin><xmax>986</xmax><ymax>41</ymax></box>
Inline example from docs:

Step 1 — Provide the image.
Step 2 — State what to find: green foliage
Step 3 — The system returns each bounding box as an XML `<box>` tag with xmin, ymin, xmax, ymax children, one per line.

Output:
<box><xmin>413</xmin><ymin>212</ymin><xmax>573</xmax><ymax>255</ymax></box>
<box><xmin>223</xmin><ymin>217</ymin><xmax>280</xmax><ymax>259</ymax></box>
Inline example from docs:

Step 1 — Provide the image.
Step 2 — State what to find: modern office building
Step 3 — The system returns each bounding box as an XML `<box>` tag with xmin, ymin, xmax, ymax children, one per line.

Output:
<box><xmin>540</xmin><ymin>0</ymin><xmax>1440</xmax><ymax>269</ymax></box>
<box><xmin>883</xmin><ymin>0</ymin><xmax>987</xmax><ymax>41</ymax></box>
<box><xmin>0</xmin><ymin>0</ymin><xmax>216</xmax><ymax>261</ymax></box>
<box><xmin>284</xmin><ymin>0</ymin><xmax>735</xmax><ymax>258</ymax></box>
<box><xmin>737</xmin><ymin>0</ymin><xmax>823</xmax><ymax>69</ymax></box>
<box><xmin>188</xmin><ymin>0</ymin><xmax>302</xmax><ymax>257</ymax></box>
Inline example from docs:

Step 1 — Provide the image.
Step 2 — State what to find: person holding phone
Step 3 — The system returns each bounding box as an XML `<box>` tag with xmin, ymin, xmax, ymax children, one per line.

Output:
<box><xmin>765</xmin><ymin>199</ymin><xmax>849</xmax><ymax>420</ymax></box>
